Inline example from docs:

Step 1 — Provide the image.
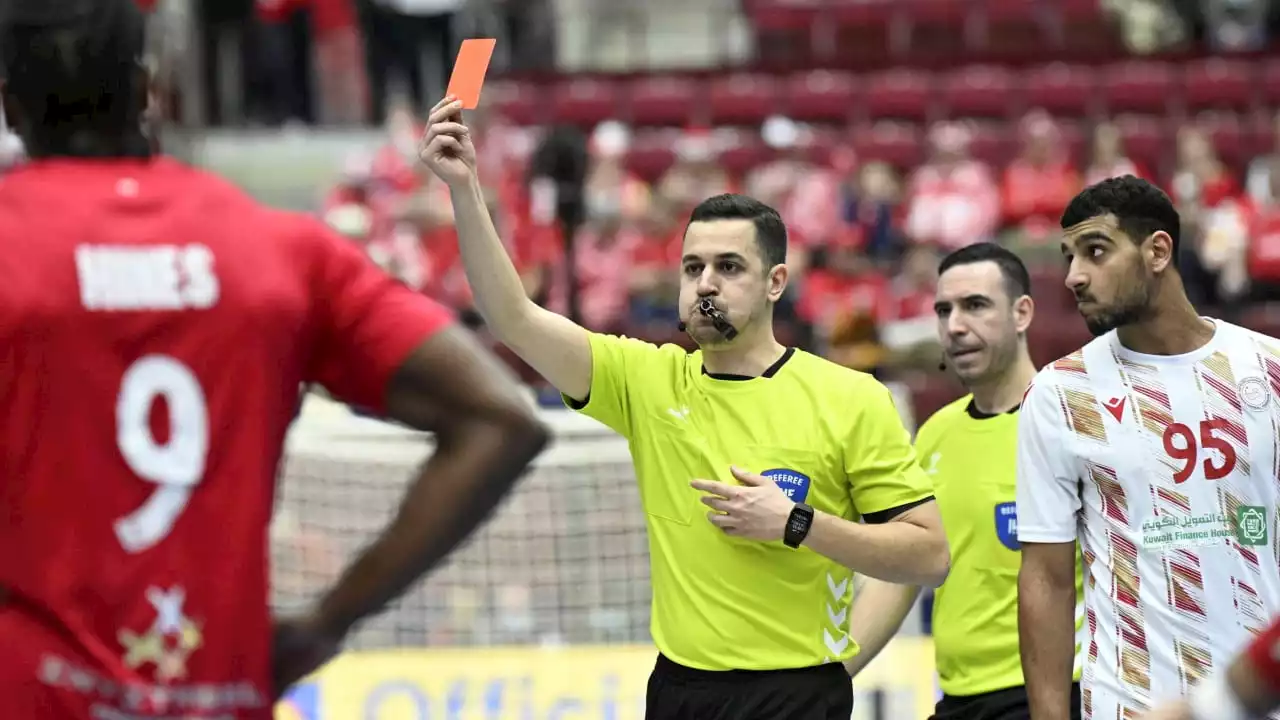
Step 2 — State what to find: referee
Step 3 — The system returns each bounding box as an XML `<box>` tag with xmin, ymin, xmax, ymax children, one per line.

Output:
<box><xmin>418</xmin><ymin>98</ymin><xmax>950</xmax><ymax>719</ymax></box>
<box><xmin>844</xmin><ymin>243</ymin><xmax>1084</xmax><ymax>720</ymax></box>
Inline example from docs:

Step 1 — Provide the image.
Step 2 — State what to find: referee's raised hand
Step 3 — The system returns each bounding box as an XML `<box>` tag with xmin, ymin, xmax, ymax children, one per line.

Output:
<box><xmin>419</xmin><ymin>96</ymin><xmax>477</xmax><ymax>189</ymax></box>
<box><xmin>691</xmin><ymin>467</ymin><xmax>795</xmax><ymax>541</ymax></box>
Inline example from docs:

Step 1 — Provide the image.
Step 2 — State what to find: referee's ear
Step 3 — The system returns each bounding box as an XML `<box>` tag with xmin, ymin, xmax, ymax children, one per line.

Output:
<box><xmin>766</xmin><ymin>263</ymin><xmax>789</xmax><ymax>303</ymax></box>
<box><xmin>1013</xmin><ymin>293</ymin><xmax>1035</xmax><ymax>335</ymax></box>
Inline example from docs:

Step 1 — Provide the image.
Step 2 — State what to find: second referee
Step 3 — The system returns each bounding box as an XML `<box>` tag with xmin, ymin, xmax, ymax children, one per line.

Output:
<box><xmin>419</xmin><ymin>98</ymin><xmax>949</xmax><ymax>719</ymax></box>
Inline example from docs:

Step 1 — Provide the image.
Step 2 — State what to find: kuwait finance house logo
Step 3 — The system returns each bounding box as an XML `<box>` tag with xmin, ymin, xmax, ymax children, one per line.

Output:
<box><xmin>761</xmin><ymin>468</ymin><xmax>811</xmax><ymax>503</ymax></box>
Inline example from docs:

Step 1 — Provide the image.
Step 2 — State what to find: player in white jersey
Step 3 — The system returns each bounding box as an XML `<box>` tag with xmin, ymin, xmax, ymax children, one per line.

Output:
<box><xmin>1016</xmin><ymin>175</ymin><xmax>1280</xmax><ymax>720</ymax></box>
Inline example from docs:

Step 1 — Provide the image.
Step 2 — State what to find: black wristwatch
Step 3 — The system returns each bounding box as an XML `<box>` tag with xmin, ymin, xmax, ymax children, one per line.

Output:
<box><xmin>783</xmin><ymin>503</ymin><xmax>815</xmax><ymax>548</ymax></box>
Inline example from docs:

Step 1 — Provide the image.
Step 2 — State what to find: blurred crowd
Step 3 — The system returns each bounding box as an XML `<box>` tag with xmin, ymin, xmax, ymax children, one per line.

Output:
<box><xmin>319</xmin><ymin>102</ymin><xmax>1280</xmax><ymax>392</ymax></box>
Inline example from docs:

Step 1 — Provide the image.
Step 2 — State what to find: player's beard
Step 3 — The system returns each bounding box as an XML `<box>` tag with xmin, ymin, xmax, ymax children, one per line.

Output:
<box><xmin>1079</xmin><ymin>270</ymin><xmax>1154</xmax><ymax>337</ymax></box>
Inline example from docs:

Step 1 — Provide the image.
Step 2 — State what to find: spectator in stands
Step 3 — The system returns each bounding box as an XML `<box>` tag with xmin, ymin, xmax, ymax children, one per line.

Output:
<box><xmin>1001</xmin><ymin>111</ymin><xmax>1081</xmax><ymax>248</ymax></box>
<box><xmin>627</xmin><ymin>194</ymin><xmax>684</xmax><ymax>332</ymax></box>
<box><xmin>1085</xmin><ymin>121</ymin><xmax>1145</xmax><ymax>186</ymax></box>
<box><xmin>1246</xmin><ymin>112</ymin><xmax>1280</xmax><ymax>208</ymax></box>
<box><xmin>889</xmin><ymin>244</ymin><xmax>940</xmax><ymax>324</ymax></box>
<box><xmin>359</xmin><ymin>0</ymin><xmax>461</xmax><ymax>123</ymax></box>
<box><xmin>1247</xmin><ymin>157</ymin><xmax>1280</xmax><ymax>298</ymax></box>
<box><xmin>747</xmin><ymin>116</ymin><xmax>839</xmax><ymax>273</ymax></box>
<box><xmin>841</xmin><ymin>157</ymin><xmax>904</xmax><ymax>264</ymax></box>
<box><xmin>1172</xmin><ymin>125</ymin><xmax>1248</xmax><ymax>306</ymax></box>
<box><xmin>827</xmin><ymin>310</ymin><xmax>888</xmax><ymax>377</ymax></box>
<box><xmin>323</xmin><ymin>154</ymin><xmax>379</xmax><ymax>240</ymax></box>
<box><xmin>904</xmin><ymin>121</ymin><xmax>1000</xmax><ymax>250</ymax></box>
<box><xmin>798</xmin><ymin>227</ymin><xmax>890</xmax><ymax>347</ymax></box>
<box><xmin>0</xmin><ymin>112</ymin><xmax>25</xmax><ymax>175</ymax></box>
<box><xmin>1172</xmin><ymin>125</ymin><xmax>1239</xmax><ymax>221</ymax></box>
<box><xmin>881</xmin><ymin>244</ymin><xmax>944</xmax><ymax>372</ymax></box>
<box><xmin>372</xmin><ymin>95</ymin><xmax>427</xmax><ymax>194</ymax></box>
<box><xmin>657</xmin><ymin>128</ymin><xmax>736</xmax><ymax>213</ymax></box>
<box><xmin>584</xmin><ymin>121</ymin><xmax>650</xmax><ymax>226</ymax></box>
<box><xmin>545</xmin><ymin>201</ymin><xmax>639</xmax><ymax>333</ymax></box>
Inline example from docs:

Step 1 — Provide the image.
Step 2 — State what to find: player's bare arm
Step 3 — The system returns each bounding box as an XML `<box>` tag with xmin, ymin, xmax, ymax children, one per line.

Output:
<box><xmin>692</xmin><ymin>468</ymin><xmax>949</xmax><ymax>586</ymax></box>
<box><xmin>307</xmin><ymin>327</ymin><xmax>549</xmax><ymax>646</ymax></box>
<box><xmin>1019</xmin><ymin>540</ymin><xmax>1078</xmax><ymax>720</ymax></box>
<box><xmin>419</xmin><ymin>97</ymin><xmax>595</xmax><ymax>402</ymax></box>
<box><xmin>842</xmin><ymin>577</ymin><xmax>922</xmax><ymax>676</ymax></box>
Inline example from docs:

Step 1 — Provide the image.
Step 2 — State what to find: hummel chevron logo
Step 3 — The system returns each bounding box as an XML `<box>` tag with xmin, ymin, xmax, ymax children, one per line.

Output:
<box><xmin>826</xmin><ymin>574</ymin><xmax>849</xmax><ymax>600</ymax></box>
<box><xmin>823</xmin><ymin>628</ymin><xmax>850</xmax><ymax>655</ymax></box>
<box><xmin>1103</xmin><ymin>396</ymin><xmax>1126</xmax><ymax>422</ymax></box>
<box><xmin>827</xmin><ymin>604</ymin><xmax>848</xmax><ymax>628</ymax></box>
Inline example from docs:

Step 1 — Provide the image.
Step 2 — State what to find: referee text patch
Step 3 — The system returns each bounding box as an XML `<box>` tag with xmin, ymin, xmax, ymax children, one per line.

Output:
<box><xmin>762</xmin><ymin>468</ymin><xmax>811</xmax><ymax>503</ymax></box>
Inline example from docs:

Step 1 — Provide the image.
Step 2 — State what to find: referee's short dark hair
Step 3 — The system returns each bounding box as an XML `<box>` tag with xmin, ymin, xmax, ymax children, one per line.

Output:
<box><xmin>688</xmin><ymin>193</ymin><xmax>788</xmax><ymax>269</ymax></box>
<box><xmin>937</xmin><ymin>242</ymin><xmax>1032</xmax><ymax>302</ymax></box>
<box><xmin>1</xmin><ymin>0</ymin><xmax>151</xmax><ymax>158</ymax></box>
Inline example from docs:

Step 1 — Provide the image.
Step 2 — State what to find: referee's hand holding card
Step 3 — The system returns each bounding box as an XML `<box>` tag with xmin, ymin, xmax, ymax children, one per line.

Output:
<box><xmin>692</xmin><ymin>467</ymin><xmax>795</xmax><ymax>541</ymax></box>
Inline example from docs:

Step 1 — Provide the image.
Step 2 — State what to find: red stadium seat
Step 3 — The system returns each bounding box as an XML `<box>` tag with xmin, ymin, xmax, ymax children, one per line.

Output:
<box><xmin>1102</xmin><ymin>61</ymin><xmax>1178</xmax><ymax>115</ymax></box>
<box><xmin>863</xmin><ymin>69</ymin><xmax>935</xmax><ymax>122</ymax></box>
<box><xmin>1022</xmin><ymin>63</ymin><xmax>1098</xmax><ymax>118</ymax></box>
<box><xmin>782</xmin><ymin>70</ymin><xmax>860</xmax><ymax>123</ymax></box>
<box><xmin>1260</xmin><ymin>59</ymin><xmax>1280</xmax><ymax>108</ymax></box>
<box><xmin>1054</xmin><ymin>117</ymin><xmax>1088</xmax><ymax>166</ymax></box>
<box><xmin>552</xmin><ymin>78</ymin><xmax>622</xmax><ymax>126</ymax></box>
<box><xmin>1244</xmin><ymin>114</ymin><xmax>1276</xmax><ymax>161</ymax></box>
<box><xmin>1198</xmin><ymin>113</ymin><xmax>1246</xmax><ymax>170</ymax></box>
<box><xmin>965</xmin><ymin>121</ymin><xmax>1016</xmax><ymax>167</ymax></box>
<box><xmin>624</xmin><ymin>129</ymin><xmax>679</xmax><ymax>182</ymax></box>
<box><xmin>1113</xmin><ymin>115</ymin><xmax>1170</xmax><ymax>177</ymax></box>
<box><xmin>1183</xmin><ymin>58</ymin><xmax>1256</xmax><ymax>112</ymax></box>
<box><xmin>628</xmin><ymin>76</ymin><xmax>704</xmax><ymax>127</ymax></box>
<box><xmin>484</xmin><ymin>80</ymin><xmax>541</xmax><ymax>126</ymax></box>
<box><xmin>828</xmin><ymin>0</ymin><xmax>898</xmax><ymax>26</ymax></box>
<box><xmin>743</xmin><ymin>0</ymin><xmax>825</xmax><ymax>31</ymax></box>
<box><xmin>942</xmin><ymin>65</ymin><xmax>1018</xmax><ymax>119</ymax></box>
<box><xmin>708</xmin><ymin>73</ymin><xmax>783</xmax><ymax>126</ymax></box>
<box><xmin>977</xmin><ymin>0</ymin><xmax>1049</xmax><ymax>59</ymax></box>
<box><xmin>717</xmin><ymin>129</ymin><xmax>771</xmax><ymax>176</ymax></box>
<box><xmin>851</xmin><ymin>121</ymin><xmax>925</xmax><ymax>169</ymax></box>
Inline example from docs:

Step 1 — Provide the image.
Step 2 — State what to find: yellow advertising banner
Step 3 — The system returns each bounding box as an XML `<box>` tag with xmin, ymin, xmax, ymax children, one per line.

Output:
<box><xmin>276</xmin><ymin>639</ymin><xmax>938</xmax><ymax>719</ymax></box>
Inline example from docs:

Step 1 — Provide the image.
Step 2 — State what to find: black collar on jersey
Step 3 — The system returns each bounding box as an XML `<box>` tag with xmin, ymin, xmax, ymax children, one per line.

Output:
<box><xmin>965</xmin><ymin>398</ymin><xmax>1020</xmax><ymax>420</ymax></box>
<box><xmin>703</xmin><ymin>347</ymin><xmax>796</xmax><ymax>381</ymax></box>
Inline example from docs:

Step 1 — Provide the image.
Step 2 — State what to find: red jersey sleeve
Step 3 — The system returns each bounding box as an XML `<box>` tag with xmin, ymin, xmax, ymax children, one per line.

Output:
<box><xmin>305</xmin><ymin>218</ymin><xmax>454</xmax><ymax>413</ymax></box>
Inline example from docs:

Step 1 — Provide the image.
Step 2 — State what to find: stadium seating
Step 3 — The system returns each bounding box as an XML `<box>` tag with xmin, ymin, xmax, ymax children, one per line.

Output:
<box><xmin>472</xmin><ymin>0</ymin><xmax>1280</xmax><ymax>424</ymax></box>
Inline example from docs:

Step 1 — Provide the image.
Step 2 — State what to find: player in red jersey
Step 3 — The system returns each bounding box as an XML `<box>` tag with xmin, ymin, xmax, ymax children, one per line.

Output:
<box><xmin>1140</xmin><ymin>614</ymin><xmax>1280</xmax><ymax>719</ymax></box>
<box><xmin>0</xmin><ymin>1</ymin><xmax>550</xmax><ymax>718</ymax></box>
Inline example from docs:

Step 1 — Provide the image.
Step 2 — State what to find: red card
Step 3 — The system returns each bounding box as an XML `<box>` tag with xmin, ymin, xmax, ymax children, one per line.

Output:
<box><xmin>446</xmin><ymin>39</ymin><xmax>497</xmax><ymax>110</ymax></box>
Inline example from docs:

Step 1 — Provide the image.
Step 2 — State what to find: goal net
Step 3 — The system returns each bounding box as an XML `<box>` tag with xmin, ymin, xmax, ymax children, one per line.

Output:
<box><xmin>271</xmin><ymin>387</ymin><xmax>934</xmax><ymax>719</ymax></box>
<box><xmin>273</xmin><ymin>393</ymin><xmax>649</xmax><ymax>650</ymax></box>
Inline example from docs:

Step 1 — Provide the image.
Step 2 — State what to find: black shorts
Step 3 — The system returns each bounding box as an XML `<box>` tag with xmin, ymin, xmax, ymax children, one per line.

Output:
<box><xmin>644</xmin><ymin>653</ymin><xmax>853</xmax><ymax>720</ymax></box>
<box><xmin>930</xmin><ymin>682</ymin><xmax>1082</xmax><ymax>720</ymax></box>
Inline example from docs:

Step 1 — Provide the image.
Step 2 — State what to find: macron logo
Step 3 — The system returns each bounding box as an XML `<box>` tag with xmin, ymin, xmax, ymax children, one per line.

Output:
<box><xmin>1103</xmin><ymin>396</ymin><xmax>1126</xmax><ymax>422</ymax></box>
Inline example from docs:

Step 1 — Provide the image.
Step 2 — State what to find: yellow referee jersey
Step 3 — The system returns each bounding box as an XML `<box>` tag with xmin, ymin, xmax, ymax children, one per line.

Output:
<box><xmin>916</xmin><ymin>394</ymin><xmax>1083</xmax><ymax>697</ymax></box>
<box><xmin>566</xmin><ymin>333</ymin><xmax>934</xmax><ymax>671</ymax></box>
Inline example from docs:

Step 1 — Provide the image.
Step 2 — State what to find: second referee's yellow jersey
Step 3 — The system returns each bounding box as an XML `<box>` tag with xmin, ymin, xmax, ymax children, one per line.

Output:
<box><xmin>916</xmin><ymin>394</ymin><xmax>1083</xmax><ymax>697</ymax></box>
<box><xmin>566</xmin><ymin>333</ymin><xmax>935</xmax><ymax>671</ymax></box>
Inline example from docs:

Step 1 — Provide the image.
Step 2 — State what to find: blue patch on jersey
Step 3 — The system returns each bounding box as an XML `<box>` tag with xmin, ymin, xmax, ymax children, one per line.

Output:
<box><xmin>762</xmin><ymin>468</ymin><xmax>811</xmax><ymax>503</ymax></box>
<box><xmin>995</xmin><ymin>501</ymin><xmax>1020</xmax><ymax>551</ymax></box>
<box><xmin>277</xmin><ymin>682</ymin><xmax>320</xmax><ymax>720</ymax></box>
